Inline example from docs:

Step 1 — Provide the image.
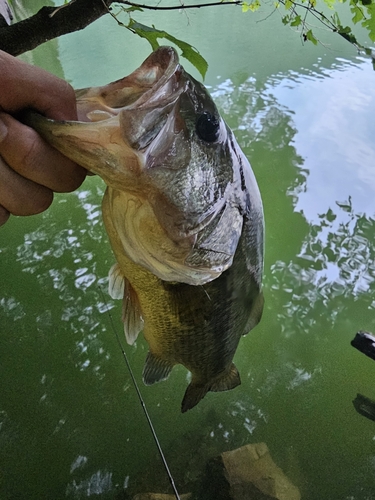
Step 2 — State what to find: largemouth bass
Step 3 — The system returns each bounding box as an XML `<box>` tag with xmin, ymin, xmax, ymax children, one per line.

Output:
<box><xmin>26</xmin><ymin>47</ymin><xmax>264</xmax><ymax>412</ymax></box>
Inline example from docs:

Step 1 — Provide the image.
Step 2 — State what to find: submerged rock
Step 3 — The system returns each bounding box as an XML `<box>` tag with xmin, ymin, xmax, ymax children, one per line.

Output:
<box><xmin>133</xmin><ymin>493</ymin><xmax>191</xmax><ymax>500</ymax></box>
<box><xmin>201</xmin><ymin>442</ymin><xmax>301</xmax><ymax>500</ymax></box>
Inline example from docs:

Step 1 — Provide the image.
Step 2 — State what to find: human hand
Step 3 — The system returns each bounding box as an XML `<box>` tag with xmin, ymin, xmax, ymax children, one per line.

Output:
<box><xmin>0</xmin><ymin>50</ymin><xmax>86</xmax><ymax>227</ymax></box>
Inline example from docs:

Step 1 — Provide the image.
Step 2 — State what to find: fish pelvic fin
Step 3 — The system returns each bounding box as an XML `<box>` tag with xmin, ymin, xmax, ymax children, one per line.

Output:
<box><xmin>142</xmin><ymin>352</ymin><xmax>173</xmax><ymax>386</ymax></box>
<box><xmin>109</xmin><ymin>263</ymin><xmax>144</xmax><ymax>345</ymax></box>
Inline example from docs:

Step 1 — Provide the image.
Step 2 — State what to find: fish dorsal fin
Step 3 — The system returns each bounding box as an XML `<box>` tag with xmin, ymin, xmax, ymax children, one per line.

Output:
<box><xmin>181</xmin><ymin>382</ymin><xmax>209</xmax><ymax>413</ymax></box>
<box><xmin>210</xmin><ymin>363</ymin><xmax>241</xmax><ymax>392</ymax></box>
<box><xmin>122</xmin><ymin>279</ymin><xmax>144</xmax><ymax>345</ymax></box>
<box><xmin>142</xmin><ymin>352</ymin><xmax>173</xmax><ymax>385</ymax></box>
<box><xmin>108</xmin><ymin>263</ymin><xmax>125</xmax><ymax>299</ymax></box>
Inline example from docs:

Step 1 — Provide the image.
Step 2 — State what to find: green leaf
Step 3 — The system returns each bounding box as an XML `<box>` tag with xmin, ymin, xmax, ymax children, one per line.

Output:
<box><xmin>290</xmin><ymin>14</ymin><xmax>302</xmax><ymax>25</ymax></box>
<box><xmin>305</xmin><ymin>29</ymin><xmax>318</xmax><ymax>44</ymax></box>
<box><xmin>351</xmin><ymin>4</ymin><xmax>365</xmax><ymax>23</ymax></box>
<box><xmin>128</xmin><ymin>20</ymin><xmax>208</xmax><ymax>79</ymax></box>
<box><xmin>285</xmin><ymin>0</ymin><xmax>293</xmax><ymax>9</ymax></box>
<box><xmin>338</xmin><ymin>25</ymin><xmax>358</xmax><ymax>42</ymax></box>
<box><xmin>362</xmin><ymin>3</ymin><xmax>375</xmax><ymax>41</ymax></box>
<box><xmin>323</xmin><ymin>0</ymin><xmax>336</xmax><ymax>9</ymax></box>
<box><xmin>249</xmin><ymin>0</ymin><xmax>261</xmax><ymax>11</ymax></box>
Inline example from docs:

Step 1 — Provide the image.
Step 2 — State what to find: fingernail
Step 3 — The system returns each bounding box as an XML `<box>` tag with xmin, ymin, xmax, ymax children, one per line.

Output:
<box><xmin>0</xmin><ymin>115</ymin><xmax>8</xmax><ymax>142</ymax></box>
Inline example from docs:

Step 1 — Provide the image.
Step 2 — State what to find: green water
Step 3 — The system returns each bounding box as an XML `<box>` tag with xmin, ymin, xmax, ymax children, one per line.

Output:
<box><xmin>1</xmin><ymin>2</ymin><xmax>375</xmax><ymax>499</ymax></box>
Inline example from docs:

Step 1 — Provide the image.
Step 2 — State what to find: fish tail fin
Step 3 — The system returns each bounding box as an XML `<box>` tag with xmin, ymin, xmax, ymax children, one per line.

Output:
<box><xmin>142</xmin><ymin>352</ymin><xmax>173</xmax><ymax>385</ymax></box>
<box><xmin>210</xmin><ymin>363</ymin><xmax>241</xmax><ymax>392</ymax></box>
<box><xmin>181</xmin><ymin>364</ymin><xmax>241</xmax><ymax>413</ymax></box>
<box><xmin>181</xmin><ymin>383</ymin><xmax>210</xmax><ymax>413</ymax></box>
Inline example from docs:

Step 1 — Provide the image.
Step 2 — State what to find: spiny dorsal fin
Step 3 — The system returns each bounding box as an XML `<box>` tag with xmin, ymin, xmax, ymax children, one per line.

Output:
<box><xmin>108</xmin><ymin>263</ymin><xmax>125</xmax><ymax>300</ymax></box>
<box><xmin>210</xmin><ymin>363</ymin><xmax>241</xmax><ymax>392</ymax></box>
<box><xmin>181</xmin><ymin>382</ymin><xmax>209</xmax><ymax>413</ymax></box>
<box><xmin>142</xmin><ymin>352</ymin><xmax>173</xmax><ymax>386</ymax></box>
<box><xmin>122</xmin><ymin>279</ymin><xmax>144</xmax><ymax>345</ymax></box>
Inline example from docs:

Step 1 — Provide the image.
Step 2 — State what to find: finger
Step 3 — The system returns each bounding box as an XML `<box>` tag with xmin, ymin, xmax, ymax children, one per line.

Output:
<box><xmin>0</xmin><ymin>155</ymin><xmax>53</xmax><ymax>216</ymax></box>
<box><xmin>0</xmin><ymin>51</ymin><xmax>78</xmax><ymax>121</ymax></box>
<box><xmin>0</xmin><ymin>113</ymin><xmax>86</xmax><ymax>193</ymax></box>
<box><xmin>0</xmin><ymin>204</ymin><xmax>10</xmax><ymax>226</ymax></box>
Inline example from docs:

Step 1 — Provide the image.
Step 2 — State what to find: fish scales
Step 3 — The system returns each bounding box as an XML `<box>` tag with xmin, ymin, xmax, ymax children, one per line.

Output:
<box><xmin>24</xmin><ymin>46</ymin><xmax>264</xmax><ymax>412</ymax></box>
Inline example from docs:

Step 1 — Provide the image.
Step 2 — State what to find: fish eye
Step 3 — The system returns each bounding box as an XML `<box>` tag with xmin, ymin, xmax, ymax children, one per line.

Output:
<box><xmin>196</xmin><ymin>112</ymin><xmax>220</xmax><ymax>143</ymax></box>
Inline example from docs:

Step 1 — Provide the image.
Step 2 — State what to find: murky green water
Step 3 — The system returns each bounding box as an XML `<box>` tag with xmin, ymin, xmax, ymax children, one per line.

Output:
<box><xmin>1</xmin><ymin>2</ymin><xmax>375</xmax><ymax>499</ymax></box>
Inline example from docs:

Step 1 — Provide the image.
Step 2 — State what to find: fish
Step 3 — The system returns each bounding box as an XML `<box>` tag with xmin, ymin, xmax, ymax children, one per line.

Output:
<box><xmin>25</xmin><ymin>46</ymin><xmax>264</xmax><ymax>412</ymax></box>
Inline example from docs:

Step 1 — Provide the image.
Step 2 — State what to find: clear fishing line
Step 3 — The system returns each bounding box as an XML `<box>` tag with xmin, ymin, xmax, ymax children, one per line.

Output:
<box><xmin>99</xmin><ymin>286</ymin><xmax>181</xmax><ymax>500</ymax></box>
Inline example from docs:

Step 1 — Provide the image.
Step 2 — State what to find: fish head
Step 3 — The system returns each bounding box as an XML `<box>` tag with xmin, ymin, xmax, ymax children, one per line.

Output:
<box><xmin>26</xmin><ymin>47</ymin><xmax>262</xmax><ymax>285</ymax></box>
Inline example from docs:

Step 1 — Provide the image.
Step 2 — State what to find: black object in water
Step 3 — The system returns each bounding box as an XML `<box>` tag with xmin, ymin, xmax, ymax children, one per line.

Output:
<box><xmin>353</xmin><ymin>394</ymin><xmax>375</xmax><ymax>422</ymax></box>
<box><xmin>351</xmin><ymin>331</ymin><xmax>375</xmax><ymax>361</ymax></box>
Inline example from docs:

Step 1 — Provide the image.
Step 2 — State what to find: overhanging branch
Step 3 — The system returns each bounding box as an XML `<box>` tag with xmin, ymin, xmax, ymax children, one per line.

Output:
<box><xmin>0</xmin><ymin>0</ymin><xmax>241</xmax><ymax>57</ymax></box>
<box><xmin>0</xmin><ymin>0</ymin><xmax>113</xmax><ymax>56</ymax></box>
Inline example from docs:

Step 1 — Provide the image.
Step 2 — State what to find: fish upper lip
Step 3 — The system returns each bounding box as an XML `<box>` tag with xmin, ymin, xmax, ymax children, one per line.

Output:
<box><xmin>77</xmin><ymin>46</ymin><xmax>185</xmax><ymax>122</ymax></box>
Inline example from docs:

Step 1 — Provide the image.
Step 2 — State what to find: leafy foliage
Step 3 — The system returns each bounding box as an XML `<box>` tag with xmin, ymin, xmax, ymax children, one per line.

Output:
<box><xmin>95</xmin><ymin>0</ymin><xmax>375</xmax><ymax>77</ymax></box>
<box><xmin>106</xmin><ymin>4</ymin><xmax>208</xmax><ymax>78</ymax></box>
<box><xmin>128</xmin><ymin>20</ymin><xmax>208</xmax><ymax>78</ymax></box>
<box><xmin>258</xmin><ymin>0</ymin><xmax>375</xmax><ymax>48</ymax></box>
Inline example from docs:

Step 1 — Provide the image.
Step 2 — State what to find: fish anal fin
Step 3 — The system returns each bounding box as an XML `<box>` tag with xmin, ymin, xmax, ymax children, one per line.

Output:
<box><xmin>122</xmin><ymin>279</ymin><xmax>144</xmax><ymax>345</ymax></box>
<box><xmin>142</xmin><ymin>352</ymin><xmax>173</xmax><ymax>386</ymax></box>
<box><xmin>244</xmin><ymin>290</ymin><xmax>264</xmax><ymax>335</ymax></box>
<box><xmin>181</xmin><ymin>383</ymin><xmax>209</xmax><ymax>413</ymax></box>
<box><xmin>210</xmin><ymin>363</ymin><xmax>241</xmax><ymax>392</ymax></box>
<box><xmin>108</xmin><ymin>263</ymin><xmax>125</xmax><ymax>300</ymax></box>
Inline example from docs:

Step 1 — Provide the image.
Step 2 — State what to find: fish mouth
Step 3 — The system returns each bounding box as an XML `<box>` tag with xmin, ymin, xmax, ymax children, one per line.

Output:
<box><xmin>24</xmin><ymin>46</ymin><xmax>187</xmax><ymax>190</ymax></box>
<box><xmin>76</xmin><ymin>45</ymin><xmax>187</xmax><ymax>159</ymax></box>
<box><xmin>77</xmin><ymin>46</ymin><xmax>184</xmax><ymax>122</ymax></box>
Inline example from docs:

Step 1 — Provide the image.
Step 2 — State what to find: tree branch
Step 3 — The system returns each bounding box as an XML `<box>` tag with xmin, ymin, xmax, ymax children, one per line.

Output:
<box><xmin>0</xmin><ymin>0</ymin><xmax>241</xmax><ymax>57</ymax></box>
<box><xmin>0</xmin><ymin>0</ymin><xmax>114</xmax><ymax>56</ymax></box>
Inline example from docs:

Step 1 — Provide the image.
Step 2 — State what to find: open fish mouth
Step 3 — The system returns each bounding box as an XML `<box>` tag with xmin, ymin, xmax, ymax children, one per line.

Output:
<box><xmin>75</xmin><ymin>46</ymin><xmax>187</xmax><ymax>154</ymax></box>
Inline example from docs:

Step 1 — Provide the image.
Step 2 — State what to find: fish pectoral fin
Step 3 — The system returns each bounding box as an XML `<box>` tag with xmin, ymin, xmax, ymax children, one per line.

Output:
<box><xmin>142</xmin><ymin>352</ymin><xmax>173</xmax><ymax>385</ymax></box>
<box><xmin>210</xmin><ymin>363</ymin><xmax>241</xmax><ymax>392</ymax></box>
<box><xmin>109</xmin><ymin>263</ymin><xmax>144</xmax><ymax>345</ymax></box>
<box><xmin>108</xmin><ymin>263</ymin><xmax>125</xmax><ymax>299</ymax></box>
<box><xmin>181</xmin><ymin>382</ymin><xmax>209</xmax><ymax>413</ymax></box>
<box><xmin>122</xmin><ymin>279</ymin><xmax>144</xmax><ymax>346</ymax></box>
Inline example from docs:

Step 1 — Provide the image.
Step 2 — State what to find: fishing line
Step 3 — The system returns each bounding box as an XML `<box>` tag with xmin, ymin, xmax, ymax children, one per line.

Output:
<box><xmin>98</xmin><ymin>286</ymin><xmax>181</xmax><ymax>500</ymax></box>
